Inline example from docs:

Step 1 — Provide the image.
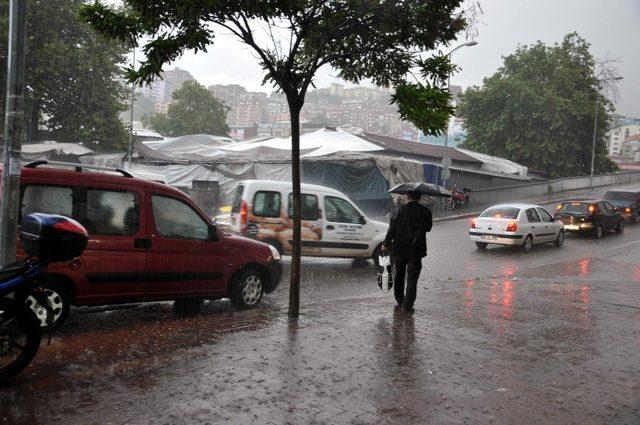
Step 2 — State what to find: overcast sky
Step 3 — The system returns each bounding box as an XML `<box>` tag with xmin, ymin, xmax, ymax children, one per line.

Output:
<box><xmin>168</xmin><ymin>0</ymin><xmax>640</xmax><ymax>117</ymax></box>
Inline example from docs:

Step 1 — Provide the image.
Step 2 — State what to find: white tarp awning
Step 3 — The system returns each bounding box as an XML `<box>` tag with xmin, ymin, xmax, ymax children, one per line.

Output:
<box><xmin>138</xmin><ymin>128</ymin><xmax>384</xmax><ymax>160</ymax></box>
<box><xmin>22</xmin><ymin>141</ymin><xmax>93</xmax><ymax>156</ymax></box>
<box><xmin>142</xmin><ymin>134</ymin><xmax>235</xmax><ymax>157</ymax></box>
<box><xmin>456</xmin><ymin>148</ymin><xmax>528</xmax><ymax>176</ymax></box>
<box><xmin>222</xmin><ymin>128</ymin><xmax>384</xmax><ymax>158</ymax></box>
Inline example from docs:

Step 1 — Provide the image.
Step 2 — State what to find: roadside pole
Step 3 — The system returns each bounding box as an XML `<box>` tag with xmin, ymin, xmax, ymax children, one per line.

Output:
<box><xmin>0</xmin><ymin>0</ymin><xmax>27</xmax><ymax>265</ymax></box>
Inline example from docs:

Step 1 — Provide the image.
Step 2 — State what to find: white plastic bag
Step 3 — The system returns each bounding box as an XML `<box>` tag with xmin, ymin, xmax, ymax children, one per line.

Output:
<box><xmin>377</xmin><ymin>255</ymin><xmax>393</xmax><ymax>293</ymax></box>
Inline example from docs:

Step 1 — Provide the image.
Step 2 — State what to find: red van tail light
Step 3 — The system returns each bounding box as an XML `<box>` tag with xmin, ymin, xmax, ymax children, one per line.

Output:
<box><xmin>470</xmin><ymin>218</ymin><xmax>476</xmax><ymax>229</ymax></box>
<box><xmin>506</xmin><ymin>219</ymin><xmax>518</xmax><ymax>232</ymax></box>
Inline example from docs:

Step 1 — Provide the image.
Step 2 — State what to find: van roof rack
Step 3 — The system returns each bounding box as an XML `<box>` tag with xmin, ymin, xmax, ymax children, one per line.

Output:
<box><xmin>24</xmin><ymin>160</ymin><xmax>134</xmax><ymax>178</ymax></box>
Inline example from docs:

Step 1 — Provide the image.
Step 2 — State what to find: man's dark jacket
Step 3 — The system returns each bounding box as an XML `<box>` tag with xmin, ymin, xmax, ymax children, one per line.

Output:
<box><xmin>384</xmin><ymin>201</ymin><xmax>433</xmax><ymax>258</ymax></box>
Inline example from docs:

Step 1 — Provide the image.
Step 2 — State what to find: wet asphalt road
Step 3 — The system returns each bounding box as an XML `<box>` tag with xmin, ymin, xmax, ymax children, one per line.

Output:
<box><xmin>2</xmin><ymin>186</ymin><xmax>640</xmax><ymax>424</ymax></box>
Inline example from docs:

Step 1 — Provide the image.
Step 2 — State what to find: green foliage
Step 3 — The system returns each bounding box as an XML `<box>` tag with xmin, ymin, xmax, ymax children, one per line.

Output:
<box><xmin>390</xmin><ymin>55</ymin><xmax>458</xmax><ymax>135</ymax></box>
<box><xmin>0</xmin><ymin>0</ymin><xmax>130</xmax><ymax>151</ymax></box>
<box><xmin>79</xmin><ymin>0</ymin><xmax>470</xmax><ymax>314</ymax></box>
<box><xmin>458</xmin><ymin>33</ymin><xmax>617</xmax><ymax>178</ymax></box>
<box><xmin>144</xmin><ymin>80</ymin><xmax>229</xmax><ymax>137</ymax></box>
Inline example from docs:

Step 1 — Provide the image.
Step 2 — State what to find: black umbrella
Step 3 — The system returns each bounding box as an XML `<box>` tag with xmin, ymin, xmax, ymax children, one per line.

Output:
<box><xmin>388</xmin><ymin>182</ymin><xmax>452</xmax><ymax>197</ymax></box>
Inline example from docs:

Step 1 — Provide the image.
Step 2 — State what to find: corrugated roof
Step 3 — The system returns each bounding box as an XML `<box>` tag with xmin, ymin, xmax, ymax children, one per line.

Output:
<box><xmin>360</xmin><ymin>133</ymin><xmax>481</xmax><ymax>164</ymax></box>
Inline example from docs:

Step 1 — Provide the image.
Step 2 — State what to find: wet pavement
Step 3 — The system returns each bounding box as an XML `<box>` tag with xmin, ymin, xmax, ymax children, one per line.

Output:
<box><xmin>2</xmin><ymin>189</ymin><xmax>640</xmax><ymax>424</ymax></box>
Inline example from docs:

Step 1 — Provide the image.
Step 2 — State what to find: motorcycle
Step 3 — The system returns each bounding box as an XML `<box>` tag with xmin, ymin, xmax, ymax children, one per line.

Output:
<box><xmin>444</xmin><ymin>186</ymin><xmax>472</xmax><ymax>210</ymax></box>
<box><xmin>0</xmin><ymin>213</ymin><xmax>87</xmax><ymax>383</ymax></box>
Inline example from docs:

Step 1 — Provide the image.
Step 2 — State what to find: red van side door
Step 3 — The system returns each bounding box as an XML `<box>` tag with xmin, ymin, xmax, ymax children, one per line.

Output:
<box><xmin>20</xmin><ymin>182</ymin><xmax>148</xmax><ymax>304</ymax></box>
<box><xmin>142</xmin><ymin>193</ymin><xmax>229</xmax><ymax>299</ymax></box>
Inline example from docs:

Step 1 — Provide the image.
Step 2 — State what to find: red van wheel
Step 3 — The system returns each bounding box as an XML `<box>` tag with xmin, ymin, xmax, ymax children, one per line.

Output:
<box><xmin>24</xmin><ymin>282</ymin><xmax>71</xmax><ymax>331</ymax></box>
<box><xmin>230</xmin><ymin>269</ymin><xmax>264</xmax><ymax>309</ymax></box>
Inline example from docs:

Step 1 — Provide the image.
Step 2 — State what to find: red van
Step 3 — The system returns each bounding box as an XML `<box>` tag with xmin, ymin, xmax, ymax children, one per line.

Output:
<box><xmin>17</xmin><ymin>161</ymin><xmax>282</xmax><ymax>329</ymax></box>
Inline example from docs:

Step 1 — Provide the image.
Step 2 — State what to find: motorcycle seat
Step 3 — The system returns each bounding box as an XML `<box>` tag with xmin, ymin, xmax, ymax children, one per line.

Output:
<box><xmin>0</xmin><ymin>261</ymin><xmax>29</xmax><ymax>283</ymax></box>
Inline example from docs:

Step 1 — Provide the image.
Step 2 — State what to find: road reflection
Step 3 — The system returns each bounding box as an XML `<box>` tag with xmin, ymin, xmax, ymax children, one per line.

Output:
<box><xmin>373</xmin><ymin>309</ymin><xmax>429</xmax><ymax>422</ymax></box>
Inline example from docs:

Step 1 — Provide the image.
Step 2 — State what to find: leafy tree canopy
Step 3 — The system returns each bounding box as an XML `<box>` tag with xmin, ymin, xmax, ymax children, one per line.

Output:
<box><xmin>143</xmin><ymin>80</ymin><xmax>230</xmax><ymax>137</ymax></box>
<box><xmin>0</xmin><ymin>0</ymin><xmax>130</xmax><ymax>151</ymax></box>
<box><xmin>458</xmin><ymin>33</ymin><xmax>617</xmax><ymax>178</ymax></box>
<box><xmin>80</xmin><ymin>0</ymin><xmax>471</xmax><ymax>316</ymax></box>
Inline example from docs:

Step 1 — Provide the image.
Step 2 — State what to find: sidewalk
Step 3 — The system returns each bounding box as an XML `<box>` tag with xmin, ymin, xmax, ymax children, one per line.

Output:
<box><xmin>7</xmin><ymin>252</ymin><xmax>639</xmax><ymax>424</ymax></box>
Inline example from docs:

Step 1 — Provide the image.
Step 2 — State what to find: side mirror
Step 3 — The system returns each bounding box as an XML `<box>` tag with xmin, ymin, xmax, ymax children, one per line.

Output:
<box><xmin>209</xmin><ymin>224</ymin><xmax>220</xmax><ymax>242</ymax></box>
<box><xmin>359</xmin><ymin>214</ymin><xmax>367</xmax><ymax>225</ymax></box>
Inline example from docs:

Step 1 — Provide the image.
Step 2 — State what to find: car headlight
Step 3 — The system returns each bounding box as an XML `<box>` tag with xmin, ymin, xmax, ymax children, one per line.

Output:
<box><xmin>268</xmin><ymin>244</ymin><xmax>281</xmax><ymax>260</ymax></box>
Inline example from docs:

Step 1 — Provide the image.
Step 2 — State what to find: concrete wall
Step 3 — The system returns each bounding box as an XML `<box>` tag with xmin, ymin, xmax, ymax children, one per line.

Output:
<box><xmin>468</xmin><ymin>171</ymin><xmax>640</xmax><ymax>207</ymax></box>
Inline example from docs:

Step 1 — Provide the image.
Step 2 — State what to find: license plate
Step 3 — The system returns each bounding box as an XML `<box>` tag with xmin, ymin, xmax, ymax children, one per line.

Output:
<box><xmin>482</xmin><ymin>235</ymin><xmax>498</xmax><ymax>241</ymax></box>
<box><xmin>565</xmin><ymin>225</ymin><xmax>579</xmax><ymax>230</ymax></box>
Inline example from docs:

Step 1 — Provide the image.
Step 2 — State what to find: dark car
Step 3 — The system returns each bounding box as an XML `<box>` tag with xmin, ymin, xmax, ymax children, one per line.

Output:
<box><xmin>603</xmin><ymin>190</ymin><xmax>640</xmax><ymax>223</ymax></box>
<box><xmin>554</xmin><ymin>199</ymin><xmax>624</xmax><ymax>239</ymax></box>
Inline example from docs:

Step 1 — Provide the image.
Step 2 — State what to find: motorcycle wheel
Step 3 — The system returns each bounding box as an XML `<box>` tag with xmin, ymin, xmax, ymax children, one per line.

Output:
<box><xmin>0</xmin><ymin>304</ymin><xmax>41</xmax><ymax>383</ymax></box>
<box><xmin>444</xmin><ymin>198</ymin><xmax>455</xmax><ymax>211</ymax></box>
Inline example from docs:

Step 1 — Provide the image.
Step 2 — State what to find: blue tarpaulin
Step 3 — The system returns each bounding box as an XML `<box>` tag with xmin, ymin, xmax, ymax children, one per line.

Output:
<box><xmin>423</xmin><ymin>164</ymin><xmax>442</xmax><ymax>186</ymax></box>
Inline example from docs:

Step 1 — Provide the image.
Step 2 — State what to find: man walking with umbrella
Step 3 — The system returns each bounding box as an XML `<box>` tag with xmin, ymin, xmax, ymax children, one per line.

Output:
<box><xmin>382</xmin><ymin>183</ymin><xmax>448</xmax><ymax>312</ymax></box>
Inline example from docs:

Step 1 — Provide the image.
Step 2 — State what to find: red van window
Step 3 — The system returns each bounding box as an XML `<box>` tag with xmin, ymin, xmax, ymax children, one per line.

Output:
<box><xmin>152</xmin><ymin>195</ymin><xmax>209</xmax><ymax>240</ymax></box>
<box><xmin>86</xmin><ymin>189</ymin><xmax>139</xmax><ymax>236</ymax></box>
<box><xmin>22</xmin><ymin>185</ymin><xmax>73</xmax><ymax>217</ymax></box>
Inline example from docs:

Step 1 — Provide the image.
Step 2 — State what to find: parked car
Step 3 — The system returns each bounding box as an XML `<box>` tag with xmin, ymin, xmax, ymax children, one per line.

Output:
<box><xmin>554</xmin><ymin>199</ymin><xmax>624</xmax><ymax>238</ymax></box>
<box><xmin>602</xmin><ymin>190</ymin><xmax>640</xmax><ymax>223</ymax></box>
<box><xmin>17</xmin><ymin>161</ymin><xmax>282</xmax><ymax>329</ymax></box>
<box><xmin>469</xmin><ymin>203</ymin><xmax>564</xmax><ymax>252</ymax></box>
<box><xmin>228</xmin><ymin>180</ymin><xmax>388</xmax><ymax>263</ymax></box>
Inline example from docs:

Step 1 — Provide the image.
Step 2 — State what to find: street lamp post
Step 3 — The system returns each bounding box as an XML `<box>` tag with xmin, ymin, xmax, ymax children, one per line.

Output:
<box><xmin>589</xmin><ymin>76</ymin><xmax>623</xmax><ymax>188</ymax></box>
<box><xmin>442</xmin><ymin>40</ymin><xmax>477</xmax><ymax>189</ymax></box>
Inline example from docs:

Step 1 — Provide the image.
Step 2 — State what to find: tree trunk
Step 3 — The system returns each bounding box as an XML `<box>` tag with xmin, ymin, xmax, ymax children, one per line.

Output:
<box><xmin>288</xmin><ymin>102</ymin><xmax>302</xmax><ymax>318</ymax></box>
<box><xmin>26</xmin><ymin>100</ymin><xmax>39</xmax><ymax>143</ymax></box>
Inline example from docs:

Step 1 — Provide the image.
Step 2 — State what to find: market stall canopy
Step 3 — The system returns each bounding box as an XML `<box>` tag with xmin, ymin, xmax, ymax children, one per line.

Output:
<box><xmin>21</xmin><ymin>141</ymin><xmax>93</xmax><ymax>156</ymax></box>
<box><xmin>138</xmin><ymin>128</ymin><xmax>384</xmax><ymax>161</ymax></box>
<box><xmin>223</xmin><ymin>128</ymin><xmax>384</xmax><ymax>158</ymax></box>
<box><xmin>21</xmin><ymin>141</ymin><xmax>93</xmax><ymax>161</ymax></box>
<box><xmin>456</xmin><ymin>148</ymin><xmax>528</xmax><ymax>176</ymax></box>
<box><xmin>142</xmin><ymin>134</ymin><xmax>235</xmax><ymax>158</ymax></box>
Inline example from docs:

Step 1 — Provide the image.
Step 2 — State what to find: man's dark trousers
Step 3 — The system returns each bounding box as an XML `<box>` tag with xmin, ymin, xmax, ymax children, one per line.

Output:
<box><xmin>393</xmin><ymin>254</ymin><xmax>422</xmax><ymax>308</ymax></box>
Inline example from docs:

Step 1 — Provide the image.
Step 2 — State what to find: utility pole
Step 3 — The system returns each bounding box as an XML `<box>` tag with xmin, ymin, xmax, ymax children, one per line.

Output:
<box><xmin>589</xmin><ymin>76</ymin><xmax>623</xmax><ymax>188</ymax></box>
<box><xmin>126</xmin><ymin>47</ymin><xmax>135</xmax><ymax>170</ymax></box>
<box><xmin>442</xmin><ymin>40</ymin><xmax>477</xmax><ymax>189</ymax></box>
<box><xmin>0</xmin><ymin>0</ymin><xmax>27</xmax><ymax>265</ymax></box>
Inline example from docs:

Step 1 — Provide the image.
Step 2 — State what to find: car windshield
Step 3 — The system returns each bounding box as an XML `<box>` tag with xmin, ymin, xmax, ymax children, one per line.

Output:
<box><xmin>603</xmin><ymin>191</ymin><xmax>636</xmax><ymax>201</ymax></box>
<box><xmin>480</xmin><ymin>207</ymin><xmax>520</xmax><ymax>219</ymax></box>
<box><xmin>557</xmin><ymin>202</ymin><xmax>589</xmax><ymax>214</ymax></box>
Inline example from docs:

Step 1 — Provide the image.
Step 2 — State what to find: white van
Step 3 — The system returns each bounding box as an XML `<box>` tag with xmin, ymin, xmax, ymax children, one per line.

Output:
<box><xmin>228</xmin><ymin>180</ymin><xmax>388</xmax><ymax>262</ymax></box>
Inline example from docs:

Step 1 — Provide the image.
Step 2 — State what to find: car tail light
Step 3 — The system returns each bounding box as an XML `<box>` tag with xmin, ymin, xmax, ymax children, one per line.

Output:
<box><xmin>588</xmin><ymin>204</ymin><xmax>598</xmax><ymax>215</ymax></box>
<box><xmin>626</xmin><ymin>207</ymin><xmax>631</xmax><ymax>213</ymax></box>
<box><xmin>470</xmin><ymin>218</ymin><xmax>476</xmax><ymax>229</ymax></box>
<box><xmin>240</xmin><ymin>200</ymin><xmax>248</xmax><ymax>233</ymax></box>
<box><xmin>506</xmin><ymin>219</ymin><xmax>517</xmax><ymax>232</ymax></box>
